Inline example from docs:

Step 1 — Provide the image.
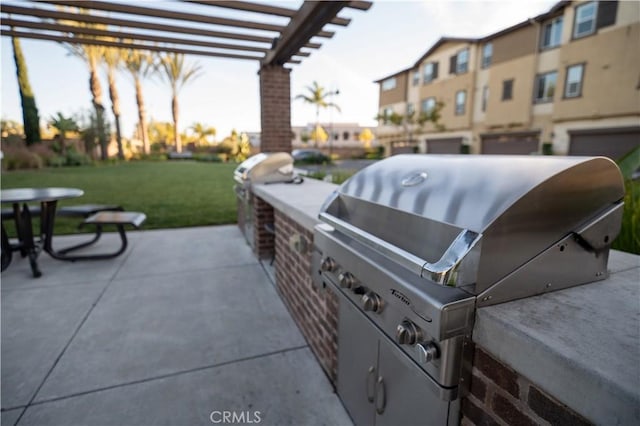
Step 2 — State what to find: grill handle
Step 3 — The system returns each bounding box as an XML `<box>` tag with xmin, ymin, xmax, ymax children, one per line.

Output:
<box><xmin>366</xmin><ymin>366</ymin><xmax>376</xmax><ymax>402</ymax></box>
<box><xmin>421</xmin><ymin>229</ymin><xmax>481</xmax><ymax>286</ymax></box>
<box><xmin>319</xmin><ymin>212</ymin><xmax>428</xmax><ymax>276</ymax></box>
<box><xmin>319</xmin><ymin>212</ymin><xmax>481</xmax><ymax>286</ymax></box>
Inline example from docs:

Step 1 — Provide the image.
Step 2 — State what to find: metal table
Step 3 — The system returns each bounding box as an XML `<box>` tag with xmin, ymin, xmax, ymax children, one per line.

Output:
<box><xmin>1</xmin><ymin>187</ymin><xmax>84</xmax><ymax>277</ymax></box>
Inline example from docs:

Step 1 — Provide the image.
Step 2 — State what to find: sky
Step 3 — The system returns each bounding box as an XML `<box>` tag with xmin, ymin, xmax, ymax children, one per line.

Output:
<box><xmin>1</xmin><ymin>0</ymin><xmax>558</xmax><ymax>141</ymax></box>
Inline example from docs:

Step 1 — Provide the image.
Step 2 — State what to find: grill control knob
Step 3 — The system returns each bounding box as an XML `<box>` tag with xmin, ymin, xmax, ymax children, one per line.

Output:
<box><xmin>320</xmin><ymin>257</ymin><xmax>337</xmax><ymax>272</ymax></box>
<box><xmin>362</xmin><ymin>292</ymin><xmax>383</xmax><ymax>313</ymax></box>
<box><xmin>338</xmin><ymin>272</ymin><xmax>356</xmax><ymax>289</ymax></box>
<box><xmin>415</xmin><ymin>342</ymin><xmax>439</xmax><ymax>364</ymax></box>
<box><xmin>396</xmin><ymin>320</ymin><xmax>420</xmax><ymax>346</ymax></box>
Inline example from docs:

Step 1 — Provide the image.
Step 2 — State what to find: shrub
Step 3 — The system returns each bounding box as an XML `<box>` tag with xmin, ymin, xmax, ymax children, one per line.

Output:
<box><xmin>65</xmin><ymin>151</ymin><xmax>92</xmax><ymax>166</ymax></box>
<box><xmin>47</xmin><ymin>155</ymin><xmax>67</xmax><ymax>168</ymax></box>
<box><xmin>612</xmin><ymin>146</ymin><xmax>640</xmax><ymax>254</ymax></box>
<box><xmin>193</xmin><ymin>153</ymin><xmax>222</xmax><ymax>163</ymax></box>
<box><xmin>2</xmin><ymin>145</ymin><xmax>43</xmax><ymax>170</ymax></box>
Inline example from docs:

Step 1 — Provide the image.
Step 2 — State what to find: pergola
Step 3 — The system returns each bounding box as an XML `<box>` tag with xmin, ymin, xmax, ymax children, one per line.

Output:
<box><xmin>1</xmin><ymin>0</ymin><xmax>372</xmax><ymax>152</ymax></box>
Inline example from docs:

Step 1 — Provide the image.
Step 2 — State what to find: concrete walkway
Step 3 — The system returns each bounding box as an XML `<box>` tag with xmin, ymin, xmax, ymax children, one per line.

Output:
<box><xmin>1</xmin><ymin>226</ymin><xmax>352</xmax><ymax>426</ymax></box>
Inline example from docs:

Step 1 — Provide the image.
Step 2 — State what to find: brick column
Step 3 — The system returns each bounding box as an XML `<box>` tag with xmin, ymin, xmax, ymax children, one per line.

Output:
<box><xmin>259</xmin><ymin>65</ymin><xmax>292</xmax><ymax>153</ymax></box>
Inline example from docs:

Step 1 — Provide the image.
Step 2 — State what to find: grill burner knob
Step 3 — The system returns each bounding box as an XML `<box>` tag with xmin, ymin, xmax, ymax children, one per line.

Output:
<box><xmin>338</xmin><ymin>272</ymin><xmax>357</xmax><ymax>289</ymax></box>
<box><xmin>415</xmin><ymin>342</ymin><xmax>439</xmax><ymax>364</ymax></box>
<box><xmin>396</xmin><ymin>320</ymin><xmax>421</xmax><ymax>346</ymax></box>
<box><xmin>320</xmin><ymin>257</ymin><xmax>337</xmax><ymax>272</ymax></box>
<box><xmin>362</xmin><ymin>292</ymin><xmax>383</xmax><ymax>313</ymax></box>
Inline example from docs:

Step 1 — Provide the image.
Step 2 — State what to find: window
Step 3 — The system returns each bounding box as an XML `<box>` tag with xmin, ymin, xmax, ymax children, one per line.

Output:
<box><xmin>423</xmin><ymin>62</ymin><xmax>438</xmax><ymax>83</ymax></box>
<box><xmin>457</xmin><ymin>49</ymin><xmax>469</xmax><ymax>73</ymax></box>
<box><xmin>343</xmin><ymin>131</ymin><xmax>350</xmax><ymax>140</ymax></box>
<box><xmin>455</xmin><ymin>91</ymin><xmax>466</xmax><ymax>115</ymax></box>
<box><xmin>407</xmin><ymin>103</ymin><xmax>415</xmax><ymax>115</ymax></box>
<box><xmin>482</xmin><ymin>43</ymin><xmax>493</xmax><ymax>68</ymax></box>
<box><xmin>502</xmin><ymin>79</ymin><xmax>514</xmax><ymax>101</ymax></box>
<box><xmin>481</xmin><ymin>85</ymin><xmax>489</xmax><ymax>112</ymax></box>
<box><xmin>541</xmin><ymin>17</ymin><xmax>563</xmax><ymax>49</ymax></box>
<box><xmin>381</xmin><ymin>108</ymin><xmax>393</xmax><ymax>124</ymax></box>
<box><xmin>412</xmin><ymin>70</ymin><xmax>420</xmax><ymax>86</ymax></box>
<box><xmin>565</xmin><ymin>64</ymin><xmax>584</xmax><ymax>98</ymax></box>
<box><xmin>534</xmin><ymin>71</ymin><xmax>557</xmax><ymax>103</ymax></box>
<box><xmin>382</xmin><ymin>77</ymin><xmax>397</xmax><ymax>91</ymax></box>
<box><xmin>449</xmin><ymin>49</ymin><xmax>469</xmax><ymax>75</ymax></box>
<box><xmin>421</xmin><ymin>97</ymin><xmax>436</xmax><ymax>114</ymax></box>
<box><xmin>574</xmin><ymin>2</ymin><xmax>597</xmax><ymax>38</ymax></box>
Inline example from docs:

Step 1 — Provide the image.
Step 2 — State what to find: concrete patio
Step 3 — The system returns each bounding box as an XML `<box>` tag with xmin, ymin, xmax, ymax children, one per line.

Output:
<box><xmin>1</xmin><ymin>226</ymin><xmax>352</xmax><ymax>426</ymax></box>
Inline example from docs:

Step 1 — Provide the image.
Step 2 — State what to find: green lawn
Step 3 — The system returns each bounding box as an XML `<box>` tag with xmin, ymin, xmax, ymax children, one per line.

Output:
<box><xmin>1</xmin><ymin>161</ymin><xmax>238</xmax><ymax>235</ymax></box>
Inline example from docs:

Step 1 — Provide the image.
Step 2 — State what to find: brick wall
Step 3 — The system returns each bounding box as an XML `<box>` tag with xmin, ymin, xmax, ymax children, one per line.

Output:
<box><xmin>273</xmin><ymin>210</ymin><xmax>339</xmax><ymax>383</ymax></box>
<box><xmin>253</xmin><ymin>196</ymin><xmax>274</xmax><ymax>259</ymax></box>
<box><xmin>462</xmin><ymin>346</ymin><xmax>592</xmax><ymax>426</ymax></box>
<box><xmin>237</xmin><ymin>196</ymin><xmax>246</xmax><ymax>234</ymax></box>
<box><xmin>259</xmin><ymin>65</ymin><xmax>292</xmax><ymax>153</ymax></box>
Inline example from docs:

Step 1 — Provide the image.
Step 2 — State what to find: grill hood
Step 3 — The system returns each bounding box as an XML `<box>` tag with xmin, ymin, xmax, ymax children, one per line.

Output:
<box><xmin>234</xmin><ymin>152</ymin><xmax>294</xmax><ymax>186</ymax></box>
<box><xmin>318</xmin><ymin>155</ymin><xmax>625</xmax><ymax>305</ymax></box>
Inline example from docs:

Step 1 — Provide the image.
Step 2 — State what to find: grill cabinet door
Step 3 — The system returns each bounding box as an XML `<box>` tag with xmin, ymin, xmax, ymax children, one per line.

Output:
<box><xmin>338</xmin><ymin>298</ymin><xmax>379</xmax><ymax>426</ymax></box>
<box><xmin>375</xmin><ymin>338</ymin><xmax>452</xmax><ymax>426</ymax></box>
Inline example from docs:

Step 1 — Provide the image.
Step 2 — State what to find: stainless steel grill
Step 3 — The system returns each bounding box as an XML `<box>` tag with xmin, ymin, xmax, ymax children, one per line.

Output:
<box><xmin>312</xmin><ymin>154</ymin><xmax>625</xmax><ymax>425</ymax></box>
<box><xmin>234</xmin><ymin>152</ymin><xmax>294</xmax><ymax>246</ymax></box>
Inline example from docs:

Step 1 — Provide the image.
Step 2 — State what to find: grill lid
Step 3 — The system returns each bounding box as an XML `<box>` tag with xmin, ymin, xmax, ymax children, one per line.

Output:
<box><xmin>319</xmin><ymin>155</ymin><xmax>625</xmax><ymax>300</ymax></box>
<box><xmin>234</xmin><ymin>152</ymin><xmax>294</xmax><ymax>185</ymax></box>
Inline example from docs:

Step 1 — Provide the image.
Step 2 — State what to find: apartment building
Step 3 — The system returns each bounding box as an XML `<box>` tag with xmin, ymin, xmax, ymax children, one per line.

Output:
<box><xmin>376</xmin><ymin>0</ymin><xmax>640</xmax><ymax>159</ymax></box>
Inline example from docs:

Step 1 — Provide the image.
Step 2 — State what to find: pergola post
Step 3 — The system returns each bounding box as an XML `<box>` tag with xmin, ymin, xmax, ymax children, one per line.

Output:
<box><xmin>259</xmin><ymin>64</ymin><xmax>292</xmax><ymax>153</ymax></box>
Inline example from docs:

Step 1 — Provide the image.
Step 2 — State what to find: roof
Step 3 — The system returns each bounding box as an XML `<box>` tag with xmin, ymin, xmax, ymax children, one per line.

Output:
<box><xmin>373</xmin><ymin>1</ymin><xmax>572</xmax><ymax>84</ymax></box>
<box><xmin>412</xmin><ymin>37</ymin><xmax>477</xmax><ymax>67</ymax></box>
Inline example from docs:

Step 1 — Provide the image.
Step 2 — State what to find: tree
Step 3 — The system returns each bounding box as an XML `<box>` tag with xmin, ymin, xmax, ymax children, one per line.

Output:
<box><xmin>49</xmin><ymin>112</ymin><xmax>78</xmax><ymax>155</ymax></box>
<box><xmin>359</xmin><ymin>128</ymin><xmax>375</xmax><ymax>148</ymax></box>
<box><xmin>102</xmin><ymin>47</ymin><xmax>125</xmax><ymax>159</ymax></box>
<box><xmin>190</xmin><ymin>122</ymin><xmax>216</xmax><ymax>146</ymax></box>
<box><xmin>157</xmin><ymin>52</ymin><xmax>202</xmax><ymax>153</ymax></box>
<box><xmin>123</xmin><ymin>49</ymin><xmax>155</xmax><ymax>155</ymax></box>
<box><xmin>310</xmin><ymin>125</ymin><xmax>328</xmax><ymax>144</ymax></box>
<box><xmin>64</xmin><ymin>37</ymin><xmax>109</xmax><ymax>159</ymax></box>
<box><xmin>376</xmin><ymin>101</ymin><xmax>445</xmax><ymax>147</ymax></box>
<box><xmin>11</xmin><ymin>37</ymin><xmax>41</xmax><ymax>145</ymax></box>
<box><xmin>295</xmin><ymin>82</ymin><xmax>340</xmax><ymax>147</ymax></box>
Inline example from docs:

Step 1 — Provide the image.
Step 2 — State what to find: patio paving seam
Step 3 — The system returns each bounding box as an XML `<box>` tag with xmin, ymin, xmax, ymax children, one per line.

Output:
<box><xmin>23</xmin><ymin>344</ymin><xmax>310</xmax><ymax>408</ymax></box>
<box><xmin>11</xmin><ymin>250</ymin><xmax>135</xmax><ymax>426</ymax></box>
<box><xmin>112</xmin><ymin>261</ymin><xmax>262</xmax><ymax>281</ymax></box>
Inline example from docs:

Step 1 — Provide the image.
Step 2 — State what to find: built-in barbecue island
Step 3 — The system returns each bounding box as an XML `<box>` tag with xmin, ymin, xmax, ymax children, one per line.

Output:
<box><xmin>235</xmin><ymin>154</ymin><xmax>639</xmax><ymax>426</ymax></box>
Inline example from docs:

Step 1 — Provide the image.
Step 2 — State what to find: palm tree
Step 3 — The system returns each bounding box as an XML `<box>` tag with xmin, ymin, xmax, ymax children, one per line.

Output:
<box><xmin>59</xmin><ymin>10</ymin><xmax>109</xmax><ymax>160</ymax></box>
<box><xmin>49</xmin><ymin>112</ymin><xmax>78</xmax><ymax>155</ymax></box>
<box><xmin>157</xmin><ymin>53</ymin><xmax>202</xmax><ymax>153</ymax></box>
<box><xmin>295</xmin><ymin>82</ymin><xmax>340</xmax><ymax>147</ymax></box>
<box><xmin>190</xmin><ymin>122</ymin><xmax>216</xmax><ymax>146</ymax></box>
<box><xmin>123</xmin><ymin>49</ymin><xmax>155</xmax><ymax>155</ymax></box>
<box><xmin>102</xmin><ymin>47</ymin><xmax>125</xmax><ymax>159</ymax></box>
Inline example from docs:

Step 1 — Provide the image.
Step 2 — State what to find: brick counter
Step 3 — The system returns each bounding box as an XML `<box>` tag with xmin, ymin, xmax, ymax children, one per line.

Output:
<box><xmin>248</xmin><ymin>180</ymin><xmax>640</xmax><ymax>425</ymax></box>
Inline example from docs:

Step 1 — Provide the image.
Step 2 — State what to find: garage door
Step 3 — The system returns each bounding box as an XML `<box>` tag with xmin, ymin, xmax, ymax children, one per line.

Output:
<box><xmin>569</xmin><ymin>127</ymin><xmax>640</xmax><ymax>160</ymax></box>
<box><xmin>481</xmin><ymin>132</ymin><xmax>540</xmax><ymax>155</ymax></box>
<box><xmin>426</xmin><ymin>137</ymin><xmax>462</xmax><ymax>154</ymax></box>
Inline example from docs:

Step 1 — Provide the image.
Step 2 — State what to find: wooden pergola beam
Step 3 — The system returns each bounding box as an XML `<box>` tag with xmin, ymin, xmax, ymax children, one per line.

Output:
<box><xmin>0</xmin><ymin>29</ymin><xmax>310</xmax><ymax>63</ymax></box>
<box><xmin>37</xmin><ymin>0</ymin><xmax>336</xmax><ymax>38</ymax></box>
<box><xmin>183</xmin><ymin>0</ymin><xmax>352</xmax><ymax>26</ymax></box>
<box><xmin>1</xmin><ymin>4</ymin><xmax>285</xmax><ymax>46</ymax></box>
<box><xmin>2</xmin><ymin>17</ymin><xmax>291</xmax><ymax>55</ymax></box>
<box><xmin>263</xmin><ymin>1</ymin><xmax>349</xmax><ymax>66</ymax></box>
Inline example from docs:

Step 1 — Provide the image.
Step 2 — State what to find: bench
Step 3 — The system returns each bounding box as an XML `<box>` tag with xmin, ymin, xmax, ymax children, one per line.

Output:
<box><xmin>56</xmin><ymin>211</ymin><xmax>146</xmax><ymax>260</ymax></box>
